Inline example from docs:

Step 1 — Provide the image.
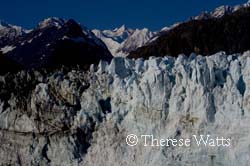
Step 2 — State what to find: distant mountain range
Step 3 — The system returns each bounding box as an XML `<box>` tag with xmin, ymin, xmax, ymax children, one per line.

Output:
<box><xmin>93</xmin><ymin>0</ymin><xmax>250</xmax><ymax>57</ymax></box>
<box><xmin>0</xmin><ymin>1</ymin><xmax>250</xmax><ymax>74</ymax></box>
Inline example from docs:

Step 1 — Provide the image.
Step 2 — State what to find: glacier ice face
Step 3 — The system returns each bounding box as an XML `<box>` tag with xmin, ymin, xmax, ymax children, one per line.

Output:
<box><xmin>1</xmin><ymin>52</ymin><xmax>250</xmax><ymax>165</ymax></box>
<box><xmin>82</xmin><ymin>52</ymin><xmax>250</xmax><ymax>166</ymax></box>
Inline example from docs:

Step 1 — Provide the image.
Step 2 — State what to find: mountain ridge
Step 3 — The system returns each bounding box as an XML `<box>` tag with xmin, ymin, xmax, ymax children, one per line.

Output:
<box><xmin>0</xmin><ymin>18</ymin><xmax>112</xmax><ymax>73</ymax></box>
<box><xmin>129</xmin><ymin>6</ymin><xmax>250</xmax><ymax>59</ymax></box>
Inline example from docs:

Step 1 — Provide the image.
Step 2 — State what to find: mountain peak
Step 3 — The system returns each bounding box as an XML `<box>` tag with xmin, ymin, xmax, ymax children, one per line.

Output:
<box><xmin>114</xmin><ymin>25</ymin><xmax>127</xmax><ymax>32</ymax></box>
<box><xmin>2</xmin><ymin>17</ymin><xmax>112</xmax><ymax>69</ymax></box>
<box><xmin>211</xmin><ymin>5</ymin><xmax>233</xmax><ymax>18</ymax></box>
<box><xmin>38</xmin><ymin>17</ymin><xmax>65</xmax><ymax>29</ymax></box>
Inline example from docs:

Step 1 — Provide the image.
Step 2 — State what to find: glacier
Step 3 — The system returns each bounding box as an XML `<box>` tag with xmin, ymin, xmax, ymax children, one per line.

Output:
<box><xmin>0</xmin><ymin>51</ymin><xmax>250</xmax><ymax>165</ymax></box>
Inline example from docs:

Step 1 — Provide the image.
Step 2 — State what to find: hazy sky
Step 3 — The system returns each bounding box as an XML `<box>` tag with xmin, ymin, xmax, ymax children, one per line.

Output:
<box><xmin>0</xmin><ymin>0</ymin><xmax>246</xmax><ymax>31</ymax></box>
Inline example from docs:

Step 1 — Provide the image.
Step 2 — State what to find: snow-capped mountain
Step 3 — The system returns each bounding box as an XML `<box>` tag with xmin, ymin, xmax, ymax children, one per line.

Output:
<box><xmin>1</xmin><ymin>18</ymin><xmax>112</xmax><ymax>70</ymax></box>
<box><xmin>0</xmin><ymin>20</ymin><xmax>27</xmax><ymax>48</ymax></box>
<box><xmin>92</xmin><ymin>25</ymin><xmax>134</xmax><ymax>56</ymax></box>
<box><xmin>195</xmin><ymin>0</ymin><xmax>250</xmax><ymax>20</ymax></box>
<box><xmin>38</xmin><ymin>18</ymin><xmax>107</xmax><ymax>50</ymax></box>
<box><xmin>92</xmin><ymin>25</ymin><xmax>155</xmax><ymax>56</ymax></box>
<box><xmin>116</xmin><ymin>28</ymin><xmax>155</xmax><ymax>56</ymax></box>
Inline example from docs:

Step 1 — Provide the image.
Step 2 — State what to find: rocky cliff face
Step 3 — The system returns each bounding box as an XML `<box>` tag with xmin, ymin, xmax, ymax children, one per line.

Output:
<box><xmin>0</xmin><ymin>51</ymin><xmax>250</xmax><ymax>165</ymax></box>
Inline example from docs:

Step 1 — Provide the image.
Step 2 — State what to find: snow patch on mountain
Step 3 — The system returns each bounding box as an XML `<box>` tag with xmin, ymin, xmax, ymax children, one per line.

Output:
<box><xmin>148</xmin><ymin>23</ymin><xmax>181</xmax><ymax>43</ymax></box>
<box><xmin>38</xmin><ymin>17</ymin><xmax>65</xmax><ymax>29</ymax></box>
<box><xmin>0</xmin><ymin>45</ymin><xmax>16</xmax><ymax>54</ymax></box>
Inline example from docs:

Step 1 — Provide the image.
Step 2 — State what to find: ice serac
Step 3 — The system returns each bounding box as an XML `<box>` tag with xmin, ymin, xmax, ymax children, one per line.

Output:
<box><xmin>0</xmin><ymin>51</ymin><xmax>250</xmax><ymax>165</ymax></box>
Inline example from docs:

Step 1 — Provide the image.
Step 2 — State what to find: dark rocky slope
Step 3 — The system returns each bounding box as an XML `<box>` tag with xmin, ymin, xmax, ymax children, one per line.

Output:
<box><xmin>129</xmin><ymin>7</ymin><xmax>250</xmax><ymax>58</ymax></box>
<box><xmin>0</xmin><ymin>52</ymin><xmax>23</xmax><ymax>75</ymax></box>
